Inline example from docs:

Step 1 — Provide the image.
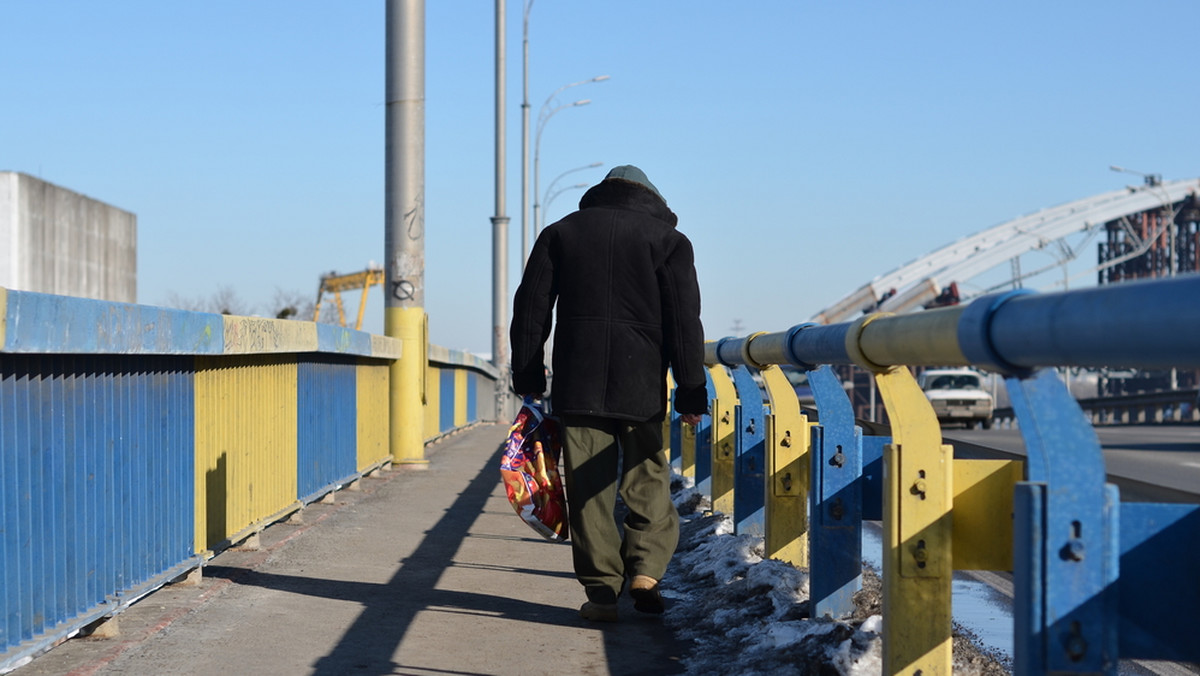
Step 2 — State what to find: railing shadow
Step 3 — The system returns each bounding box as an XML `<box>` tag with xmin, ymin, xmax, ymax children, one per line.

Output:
<box><xmin>207</xmin><ymin>441</ymin><xmax>569</xmax><ymax>676</ymax></box>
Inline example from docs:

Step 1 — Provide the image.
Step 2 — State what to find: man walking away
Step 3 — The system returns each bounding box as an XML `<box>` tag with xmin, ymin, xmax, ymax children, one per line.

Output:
<box><xmin>510</xmin><ymin>164</ymin><xmax>708</xmax><ymax>623</ymax></box>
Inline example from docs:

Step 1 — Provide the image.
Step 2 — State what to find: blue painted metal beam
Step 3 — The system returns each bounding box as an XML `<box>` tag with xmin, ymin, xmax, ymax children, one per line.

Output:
<box><xmin>1117</xmin><ymin>502</ymin><xmax>1200</xmax><ymax>661</ymax></box>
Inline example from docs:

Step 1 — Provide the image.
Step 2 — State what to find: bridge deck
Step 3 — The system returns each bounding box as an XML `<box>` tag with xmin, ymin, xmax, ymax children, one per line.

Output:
<box><xmin>15</xmin><ymin>424</ymin><xmax>686</xmax><ymax>676</ymax></box>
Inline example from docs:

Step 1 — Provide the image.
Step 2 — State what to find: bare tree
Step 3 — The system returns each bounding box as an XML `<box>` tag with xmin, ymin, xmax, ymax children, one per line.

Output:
<box><xmin>160</xmin><ymin>286</ymin><xmax>254</xmax><ymax>315</ymax></box>
<box><xmin>271</xmin><ymin>287</ymin><xmax>319</xmax><ymax>321</ymax></box>
<box><xmin>161</xmin><ymin>291</ymin><xmax>206</xmax><ymax>312</ymax></box>
<box><xmin>210</xmin><ymin>286</ymin><xmax>252</xmax><ymax>316</ymax></box>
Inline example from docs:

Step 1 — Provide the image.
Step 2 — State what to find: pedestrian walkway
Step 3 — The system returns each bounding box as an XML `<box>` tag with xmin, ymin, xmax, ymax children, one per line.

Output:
<box><xmin>14</xmin><ymin>424</ymin><xmax>687</xmax><ymax>676</ymax></box>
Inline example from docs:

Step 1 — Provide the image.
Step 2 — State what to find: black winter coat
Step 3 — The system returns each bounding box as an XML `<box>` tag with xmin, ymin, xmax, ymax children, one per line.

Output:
<box><xmin>510</xmin><ymin>178</ymin><xmax>708</xmax><ymax>421</ymax></box>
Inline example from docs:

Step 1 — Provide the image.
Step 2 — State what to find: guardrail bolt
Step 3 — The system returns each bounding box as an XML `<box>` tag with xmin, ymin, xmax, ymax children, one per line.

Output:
<box><xmin>913</xmin><ymin>539</ymin><xmax>928</xmax><ymax>568</ymax></box>
<box><xmin>780</xmin><ymin>431</ymin><xmax>792</xmax><ymax>448</ymax></box>
<box><xmin>747</xmin><ymin>418</ymin><xmax>756</xmax><ymax>435</ymax></box>
<box><xmin>830</xmin><ymin>497</ymin><xmax>844</xmax><ymax>521</ymax></box>
<box><xmin>1065</xmin><ymin>622</ymin><xmax>1088</xmax><ymax>661</ymax></box>
<box><xmin>912</xmin><ymin>478</ymin><xmax>927</xmax><ymax>500</ymax></box>
<box><xmin>830</xmin><ymin>448</ymin><xmax>845</xmax><ymax>468</ymax></box>
<box><xmin>781</xmin><ymin>473</ymin><xmax>793</xmax><ymax>492</ymax></box>
<box><xmin>1063</xmin><ymin>538</ymin><xmax>1086</xmax><ymax>561</ymax></box>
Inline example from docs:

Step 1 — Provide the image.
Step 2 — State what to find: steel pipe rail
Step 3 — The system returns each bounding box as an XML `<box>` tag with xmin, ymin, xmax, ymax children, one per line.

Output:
<box><xmin>695</xmin><ymin>272</ymin><xmax>1200</xmax><ymax>675</ymax></box>
<box><xmin>707</xmin><ymin>274</ymin><xmax>1200</xmax><ymax>374</ymax></box>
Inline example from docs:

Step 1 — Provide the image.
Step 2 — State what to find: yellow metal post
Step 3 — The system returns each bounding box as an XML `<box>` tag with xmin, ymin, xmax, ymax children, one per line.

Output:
<box><xmin>664</xmin><ymin>373</ymin><xmax>675</xmax><ymax>459</ymax></box>
<box><xmin>877</xmin><ymin>365</ymin><xmax>953</xmax><ymax>675</ymax></box>
<box><xmin>846</xmin><ymin>312</ymin><xmax>953</xmax><ymax>674</ymax></box>
<box><xmin>387</xmin><ymin>307</ymin><xmax>428</xmax><ymax>466</ymax></box>
<box><xmin>681</xmin><ymin>422</ymin><xmax>696</xmax><ymax>479</ymax></box>
<box><xmin>707</xmin><ymin>364</ymin><xmax>738</xmax><ymax>516</ymax></box>
<box><xmin>759</xmin><ymin>364</ymin><xmax>811</xmax><ymax>566</ymax></box>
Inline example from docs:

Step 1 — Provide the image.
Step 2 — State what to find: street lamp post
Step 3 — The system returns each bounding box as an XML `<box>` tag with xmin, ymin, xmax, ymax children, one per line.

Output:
<box><xmin>529</xmin><ymin>75</ymin><xmax>609</xmax><ymax>257</ymax></box>
<box><xmin>538</xmin><ymin>161</ymin><xmax>602</xmax><ymax>230</ymax></box>
<box><xmin>520</xmin><ymin>0</ymin><xmax>534</xmax><ymax>267</ymax></box>
<box><xmin>541</xmin><ymin>182</ymin><xmax>588</xmax><ymax>228</ymax></box>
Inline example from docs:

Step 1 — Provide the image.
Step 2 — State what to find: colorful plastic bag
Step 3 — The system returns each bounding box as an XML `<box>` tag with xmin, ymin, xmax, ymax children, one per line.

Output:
<box><xmin>500</xmin><ymin>398</ymin><xmax>569</xmax><ymax>541</ymax></box>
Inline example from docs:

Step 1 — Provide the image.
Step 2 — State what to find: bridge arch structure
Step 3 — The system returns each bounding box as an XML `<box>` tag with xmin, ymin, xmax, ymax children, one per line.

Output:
<box><xmin>813</xmin><ymin>177</ymin><xmax>1200</xmax><ymax>325</ymax></box>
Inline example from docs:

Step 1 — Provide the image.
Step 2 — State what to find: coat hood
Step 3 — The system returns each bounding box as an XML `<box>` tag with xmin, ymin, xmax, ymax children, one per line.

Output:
<box><xmin>578</xmin><ymin>170</ymin><xmax>678</xmax><ymax>227</ymax></box>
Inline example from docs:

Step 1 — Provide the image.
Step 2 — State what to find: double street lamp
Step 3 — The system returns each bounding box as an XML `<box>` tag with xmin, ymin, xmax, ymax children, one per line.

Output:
<box><xmin>539</xmin><ymin>161</ymin><xmax>602</xmax><ymax>231</ymax></box>
<box><xmin>522</xmin><ymin>73</ymin><xmax>610</xmax><ymax>265</ymax></box>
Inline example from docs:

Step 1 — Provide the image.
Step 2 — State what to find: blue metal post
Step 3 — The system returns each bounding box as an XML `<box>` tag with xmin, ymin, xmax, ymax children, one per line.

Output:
<box><xmin>695</xmin><ymin>369</ymin><xmax>715</xmax><ymax>496</ymax></box>
<box><xmin>1008</xmin><ymin>369</ymin><xmax>1119</xmax><ymax>674</ymax></box>
<box><xmin>807</xmin><ymin>365</ymin><xmax>864</xmax><ymax>619</ymax></box>
<box><xmin>729</xmin><ymin>366</ymin><xmax>766</xmax><ymax>536</ymax></box>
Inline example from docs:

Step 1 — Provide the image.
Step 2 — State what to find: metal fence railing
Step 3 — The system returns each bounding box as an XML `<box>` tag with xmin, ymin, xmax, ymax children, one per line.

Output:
<box><xmin>669</xmin><ymin>273</ymin><xmax>1200</xmax><ymax>675</ymax></box>
<box><xmin>0</xmin><ymin>287</ymin><xmax>497</xmax><ymax>671</ymax></box>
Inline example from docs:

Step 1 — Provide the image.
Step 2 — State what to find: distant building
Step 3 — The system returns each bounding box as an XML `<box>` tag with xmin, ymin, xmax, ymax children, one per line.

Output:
<box><xmin>0</xmin><ymin>171</ymin><xmax>136</xmax><ymax>302</ymax></box>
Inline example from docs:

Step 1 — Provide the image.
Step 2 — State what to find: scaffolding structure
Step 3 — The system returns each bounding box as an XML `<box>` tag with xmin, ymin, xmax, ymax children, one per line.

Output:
<box><xmin>1098</xmin><ymin>191</ymin><xmax>1200</xmax><ymax>284</ymax></box>
<box><xmin>1096</xmin><ymin>189</ymin><xmax>1200</xmax><ymax>395</ymax></box>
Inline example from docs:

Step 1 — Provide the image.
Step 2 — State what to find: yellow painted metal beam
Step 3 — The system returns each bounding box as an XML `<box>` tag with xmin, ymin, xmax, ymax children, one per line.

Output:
<box><xmin>454</xmin><ymin>369</ymin><xmax>468</xmax><ymax>428</ymax></box>
<box><xmin>953</xmin><ymin>459</ymin><xmax>1021</xmax><ymax>571</ymax></box>
<box><xmin>760</xmin><ymin>364</ymin><xmax>811</xmax><ymax>567</ymax></box>
<box><xmin>356</xmin><ymin>360</ymin><xmax>391</xmax><ymax>471</ymax></box>
<box><xmin>708</xmin><ymin>364</ymin><xmax>738</xmax><ymax>516</ymax></box>
<box><xmin>194</xmin><ymin>355</ymin><xmax>299</xmax><ymax>554</ymax></box>
<box><xmin>423</xmin><ymin>364</ymin><xmax>440</xmax><ymax>442</ymax></box>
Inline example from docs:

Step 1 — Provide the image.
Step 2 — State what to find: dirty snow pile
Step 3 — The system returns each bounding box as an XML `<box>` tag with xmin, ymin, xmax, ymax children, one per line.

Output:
<box><xmin>660</xmin><ymin>475</ymin><xmax>884</xmax><ymax>676</ymax></box>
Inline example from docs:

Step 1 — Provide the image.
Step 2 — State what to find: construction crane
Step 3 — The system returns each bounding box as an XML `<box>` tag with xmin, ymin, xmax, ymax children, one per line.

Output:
<box><xmin>313</xmin><ymin>265</ymin><xmax>384</xmax><ymax>331</ymax></box>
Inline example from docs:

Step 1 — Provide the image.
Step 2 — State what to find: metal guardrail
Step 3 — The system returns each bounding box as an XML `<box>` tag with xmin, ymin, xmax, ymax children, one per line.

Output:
<box><xmin>671</xmin><ymin>274</ymin><xmax>1200</xmax><ymax>675</ymax></box>
<box><xmin>994</xmin><ymin>388</ymin><xmax>1200</xmax><ymax>425</ymax></box>
<box><xmin>0</xmin><ymin>288</ymin><xmax>497</xmax><ymax>671</ymax></box>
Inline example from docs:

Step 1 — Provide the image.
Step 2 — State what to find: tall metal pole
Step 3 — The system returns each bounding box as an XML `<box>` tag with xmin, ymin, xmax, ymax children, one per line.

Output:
<box><xmin>385</xmin><ymin>0</ymin><xmax>428</xmax><ymax>465</ymax></box>
<box><xmin>492</xmin><ymin>0</ymin><xmax>511</xmax><ymax>416</ymax></box>
<box><xmin>520</xmin><ymin>1</ymin><xmax>533</xmax><ymax>266</ymax></box>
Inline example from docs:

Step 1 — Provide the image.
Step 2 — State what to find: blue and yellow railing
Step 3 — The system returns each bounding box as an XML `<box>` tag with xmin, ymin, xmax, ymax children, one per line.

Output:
<box><xmin>0</xmin><ymin>288</ymin><xmax>497</xmax><ymax>670</ymax></box>
<box><xmin>673</xmin><ymin>274</ymin><xmax>1200</xmax><ymax>675</ymax></box>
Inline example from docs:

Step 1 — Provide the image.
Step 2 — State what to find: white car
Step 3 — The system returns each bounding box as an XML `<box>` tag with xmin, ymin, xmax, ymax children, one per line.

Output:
<box><xmin>917</xmin><ymin>368</ymin><xmax>994</xmax><ymax>429</ymax></box>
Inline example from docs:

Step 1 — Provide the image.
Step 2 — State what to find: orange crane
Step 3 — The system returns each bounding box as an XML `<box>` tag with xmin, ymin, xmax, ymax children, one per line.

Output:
<box><xmin>313</xmin><ymin>266</ymin><xmax>384</xmax><ymax>330</ymax></box>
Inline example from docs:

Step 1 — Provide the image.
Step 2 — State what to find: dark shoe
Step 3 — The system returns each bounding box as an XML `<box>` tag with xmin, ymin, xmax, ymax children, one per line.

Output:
<box><xmin>579</xmin><ymin>601</ymin><xmax>619</xmax><ymax>622</ymax></box>
<box><xmin>629</xmin><ymin>575</ymin><xmax>665</xmax><ymax>614</ymax></box>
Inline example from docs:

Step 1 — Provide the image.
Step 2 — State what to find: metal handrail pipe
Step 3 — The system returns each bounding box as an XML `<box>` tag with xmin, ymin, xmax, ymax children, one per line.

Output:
<box><xmin>705</xmin><ymin>322</ymin><xmax>851</xmax><ymax>368</ymax></box>
<box><xmin>702</xmin><ymin>273</ymin><xmax>1200</xmax><ymax>375</ymax></box>
<box><xmin>855</xmin><ymin>305</ymin><xmax>968</xmax><ymax>370</ymax></box>
<box><xmin>968</xmin><ymin>274</ymin><xmax>1200</xmax><ymax>373</ymax></box>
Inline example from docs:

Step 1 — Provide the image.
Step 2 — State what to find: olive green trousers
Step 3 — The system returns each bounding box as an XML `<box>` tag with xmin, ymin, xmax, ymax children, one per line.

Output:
<box><xmin>559</xmin><ymin>414</ymin><xmax>679</xmax><ymax>603</ymax></box>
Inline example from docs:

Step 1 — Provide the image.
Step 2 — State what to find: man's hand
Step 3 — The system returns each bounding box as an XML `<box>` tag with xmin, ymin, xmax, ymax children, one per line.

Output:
<box><xmin>680</xmin><ymin>413</ymin><xmax>703</xmax><ymax>426</ymax></box>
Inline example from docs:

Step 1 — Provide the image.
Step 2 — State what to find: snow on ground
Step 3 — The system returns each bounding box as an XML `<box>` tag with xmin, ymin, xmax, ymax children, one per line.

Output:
<box><xmin>662</xmin><ymin>474</ymin><xmax>1008</xmax><ymax>676</ymax></box>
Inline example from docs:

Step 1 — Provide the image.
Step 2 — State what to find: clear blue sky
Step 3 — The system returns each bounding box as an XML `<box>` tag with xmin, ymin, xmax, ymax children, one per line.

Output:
<box><xmin>3</xmin><ymin>1</ymin><xmax>1196</xmax><ymax>356</ymax></box>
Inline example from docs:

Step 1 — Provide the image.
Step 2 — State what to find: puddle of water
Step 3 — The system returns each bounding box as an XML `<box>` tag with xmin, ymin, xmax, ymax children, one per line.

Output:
<box><xmin>861</xmin><ymin>524</ymin><xmax>1014</xmax><ymax>661</ymax></box>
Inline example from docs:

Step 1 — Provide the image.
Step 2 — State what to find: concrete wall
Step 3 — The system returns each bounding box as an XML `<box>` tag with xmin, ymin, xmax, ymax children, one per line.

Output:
<box><xmin>0</xmin><ymin>171</ymin><xmax>136</xmax><ymax>302</ymax></box>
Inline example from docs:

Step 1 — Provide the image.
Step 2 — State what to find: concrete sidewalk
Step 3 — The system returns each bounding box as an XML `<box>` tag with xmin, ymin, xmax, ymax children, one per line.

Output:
<box><xmin>15</xmin><ymin>423</ymin><xmax>687</xmax><ymax>676</ymax></box>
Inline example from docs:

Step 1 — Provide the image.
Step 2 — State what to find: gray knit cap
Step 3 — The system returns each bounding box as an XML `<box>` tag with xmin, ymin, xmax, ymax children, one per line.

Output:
<box><xmin>604</xmin><ymin>165</ymin><xmax>662</xmax><ymax>199</ymax></box>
